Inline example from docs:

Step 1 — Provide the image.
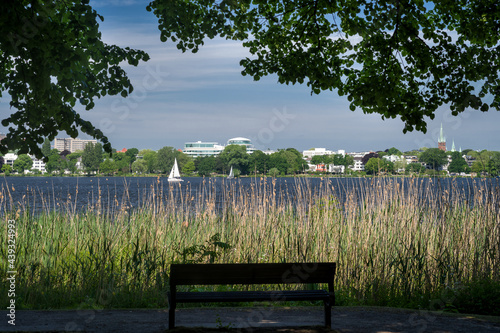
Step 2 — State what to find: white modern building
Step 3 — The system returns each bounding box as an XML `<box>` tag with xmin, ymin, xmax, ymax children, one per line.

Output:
<box><xmin>183</xmin><ymin>141</ymin><xmax>225</xmax><ymax>157</ymax></box>
<box><xmin>3</xmin><ymin>152</ymin><xmax>17</xmax><ymax>166</ymax></box>
<box><xmin>54</xmin><ymin>138</ymin><xmax>97</xmax><ymax>153</ymax></box>
<box><xmin>227</xmin><ymin>137</ymin><xmax>256</xmax><ymax>153</ymax></box>
<box><xmin>262</xmin><ymin>149</ymin><xmax>276</xmax><ymax>155</ymax></box>
<box><xmin>1</xmin><ymin>152</ymin><xmax>46</xmax><ymax>173</ymax></box>
<box><xmin>31</xmin><ymin>157</ymin><xmax>46</xmax><ymax>173</ymax></box>
<box><xmin>348</xmin><ymin>152</ymin><xmax>367</xmax><ymax>171</ymax></box>
<box><xmin>302</xmin><ymin>148</ymin><xmax>334</xmax><ymax>159</ymax></box>
<box><xmin>183</xmin><ymin>137</ymin><xmax>257</xmax><ymax>157</ymax></box>
<box><xmin>383</xmin><ymin>154</ymin><xmax>401</xmax><ymax>163</ymax></box>
<box><xmin>302</xmin><ymin>148</ymin><xmax>345</xmax><ymax>160</ymax></box>
<box><xmin>404</xmin><ymin>155</ymin><xmax>419</xmax><ymax>164</ymax></box>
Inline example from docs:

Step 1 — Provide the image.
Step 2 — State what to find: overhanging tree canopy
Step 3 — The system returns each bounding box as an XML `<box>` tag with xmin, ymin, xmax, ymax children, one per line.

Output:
<box><xmin>1</xmin><ymin>1</ymin><xmax>499</xmax><ymax>157</ymax></box>
<box><xmin>0</xmin><ymin>0</ymin><xmax>149</xmax><ymax>158</ymax></box>
<box><xmin>147</xmin><ymin>0</ymin><xmax>500</xmax><ymax>132</ymax></box>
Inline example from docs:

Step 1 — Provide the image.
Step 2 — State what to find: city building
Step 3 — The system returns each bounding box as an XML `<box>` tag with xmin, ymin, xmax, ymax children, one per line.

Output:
<box><xmin>302</xmin><ymin>148</ymin><xmax>345</xmax><ymax>160</ymax></box>
<box><xmin>302</xmin><ymin>148</ymin><xmax>334</xmax><ymax>159</ymax></box>
<box><xmin>227</xmin><ymin>137</ymin><xmax>256</xmax><ymax>153</ymax></box>
<box><xmin>348</xmin><ymin>152</ymin><xmax>367</xmax><ymax>171</ymax></box>
<box><xmin>183</xmin><ymin>141</ymin><xmax>225</xmax><ymax>157</ymax></box>
<box><xmin>382</xmin><ymin>154</ymin><xmax>400</xmax><ymax>163</ymax></box>
<box><xmin>329</xmin><ymin>165</ymin><xmax>345</xmax><ymax>174</ymax></box>
<box><xmin>404</xmin><ymin>155</ymin><xmax>419</xmax><ymax>164</ymax></box>
<box><xmin>262</xmin><ymin>149</ymin><xmax>276</xmax><ymax>155</ymax></box>
<box><xmin>3</xmin><ymin>152</ymin><xmax>17</xmax><ymax>166</ymax></box>
<box><xmin>31</xmin><ymin>157</ymin><xmax>46</xmax><ymax>173</ymax></box>
<box><xmin>54</xmin><ymin>138</ymin><xmax>97</xmax><ymax>153</ymax></box>
<box><xmin>1</xmin><ymin>152</ymin><xmax>46</xmax><ymax>173</ymax></box>
<box><xmin>183</xmin><ymin>137</ymin><xmax>257</xmax><ymax>157</ymax></box>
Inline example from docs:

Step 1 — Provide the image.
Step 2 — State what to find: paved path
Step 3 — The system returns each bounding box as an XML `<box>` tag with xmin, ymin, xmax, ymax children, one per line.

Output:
<box><xmin>1</xmin><ymin>306</ymin><xmax>499</xmax><ymax>333</ymax></box>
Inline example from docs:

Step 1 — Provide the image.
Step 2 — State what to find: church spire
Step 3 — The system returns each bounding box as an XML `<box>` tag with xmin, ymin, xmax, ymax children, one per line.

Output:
<box><xmin>438</xmin><ymin>123</ymin><xmax>446</xmax><ymax>151</ymax></box>
<box><xmin>438</xmin><ymin>123</ymin><xmax>445</xmax><ymax>143</ymax></box>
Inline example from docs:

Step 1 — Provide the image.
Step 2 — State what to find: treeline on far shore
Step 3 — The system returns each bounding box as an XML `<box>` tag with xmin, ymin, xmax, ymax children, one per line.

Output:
<box><xmin>2</xmin><ymin>141</ymin><xmax>500</xmax><ymax>178</ymax></box>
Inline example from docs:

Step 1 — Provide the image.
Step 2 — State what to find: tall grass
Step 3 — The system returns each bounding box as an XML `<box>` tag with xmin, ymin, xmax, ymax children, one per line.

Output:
<box><xmin>1</xmin><ymin>177</ymin><xmax>499</xmax><ymax>314</ymax></box>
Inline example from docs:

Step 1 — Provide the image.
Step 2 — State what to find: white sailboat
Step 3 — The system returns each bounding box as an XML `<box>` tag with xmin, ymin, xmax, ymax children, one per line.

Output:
<box><xmin>227</xmin><ymin>166</ymin><xmax>234</xmax><ymax>179</ymax></box>
<box><xmin>168</xmin><ymin>158</ymin><xmax>184</xmax><ymax>182</ymax></box>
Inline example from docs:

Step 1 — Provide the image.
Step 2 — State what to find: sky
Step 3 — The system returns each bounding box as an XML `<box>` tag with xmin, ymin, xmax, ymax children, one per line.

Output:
<box><xmin>1</xmin><ymin>1</ymin><xmax>499</xmax><ymax>153</ymax></box>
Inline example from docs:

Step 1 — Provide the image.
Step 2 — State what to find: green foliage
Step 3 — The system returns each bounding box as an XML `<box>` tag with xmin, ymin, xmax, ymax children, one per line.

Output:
<box><xmin>448</xmin><ymin>152</ymin><xmax>469</xmax><ymax>173</ymax></box>
<box><xmin>131</xmin><ymin>159</ymin><xmax>147</xmax><ymax>174</ymax></box>
<box><xmin>473</xmin><ymin>151</ymin><xmax>500</xmax><ymax>176</ymax></box>
<box><xmin>45</xmin><ymin>149</ymin><xmax>64</xmax><ymax>174</ymax></box>
<box><xmin>393</xmin><ymin>157</ymin><xmax>407</xmax><ymax>174</ymax></box>
<box><xmin>41</xmin><ymin>138</ymin><xmax>51</xmax><ymax>158</ymax></box>
<box><xmin>112</xmin><ymin>152</ymin><xmax>131</xmax><ymax>174</ymax></box>
<box><xmin>148</xmin><ymin>0</ymin><xmax>500</xmax><ymax>133</ymax></box>
<box><xmin>451</xmin><ymin>279</ymin><xmax>500</xmax><ymax>315</ymax></box>
<box><xmin>268</xmin><ymin>167</ymin><xmax>280</xmax><ymax>177</ymax></box>
<box><xmin>156</xmin><ymin>146</ymin><xmax>177</xmax><ymax>174</ymax></box>
<box><xmin>194</xmin><ymin>156</ymin><xmax>216</xmax><ymax>177</ymax></box>
<box><xmin>419</xmin><ymin>148</ymin><xmax>448</xmax><ymax>170</ymax></box>
<box><xmin>309</xmin><ymin>153</ymin><xmax>351</xmax><ymax>173</ymax></box>
<box><xmin>181</xmin><ymin>160</ymin><xmax>195</xmax><ymax>175</ymax></box>
<box><xmin>82</xmin><ymin>142</ymin><xmax>103</xmax><ymax>173</ymax></box>
<box><xmin>219</xmin><ymin>145</ymin><xmax>250</xmax><ymax>175</ymax></box>
<box><xmin>386</xmin><ymin>147</ymin><xmax>402</xmax><ymax>156</ymax></box>
<box><xmin>125</xmin><ymin>148</ymin><xmax>139</xmax><ymax>163</ymax></box>
<box><xmin>140</xmin><ymin>149</ymin><xmax>158</xmax><ymax>174</ymax></box>
<box><xmin>462</xmin><ymin>149</ymin><xmax>474</xmax><ymax>156</ymax></box>
<box><xmin>268</xmin><ymin>154</ymin><xmax>287</xmax><ymax>175</ymax></box>
<box><xmin>486</xmin><ymin>153</ymin><xmax>500</xmax><ymax>176</ymax></box>
<box><xmin>100</xmin><ymin>158</ymin><xmax>117</xmax><ymax>175</ymax></box>
<box><xmin>278</xmin><ymin>149</ymin><xmax>304</xmax><ymax>174</ymax></box>
<box><xmin>249</xmin><ymin>150</ymin><xmax>269</xmax><ymax>174</ymax></box>
<box><xmin>311</xmin><ymin>155</ymin><xmax>331</xmax><ymax>165</ymax></box>
<box><xmin>1</xmin><ymin>164</ymin><xmax>12</xmax><ymax>174</ymax></box>
<box><xmin>174</xmin><ymin>150</ymin><xmax>192</xmax><ymax>172</ymax></box>
<box><xmin>13</xmin><ymin>154</ymin><xmax>33</xmax><ymax>173</ymax></box>
<box><xmin>364</xmin><ymin>158</ymin><xmax>394</xmax><ymax>175</ymax></box>
<box><xmin>66</xmin><ymin>152</ymin><xmax>81</xmax><ymax>161</ymax></box>
<box><xmin>175</xmin><ymin>233</ymin><xmax>232</xmax><ymax>264</ymax></box>
<box><xmin>0</xmin><ymin>1</ymin><xmax>149</xmax><ymax>158</ymax></box>
<box><xmin>471</xmin><ymin>161</ymin><xmax>484</xmax><ymax>174</ymax></box>
<box><xmin>406</xmin><ymin>162</ymin><xmax>426</xmax><ymax>175</ymax></box>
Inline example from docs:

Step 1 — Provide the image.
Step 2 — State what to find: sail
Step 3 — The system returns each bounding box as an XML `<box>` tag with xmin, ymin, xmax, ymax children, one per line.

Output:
<box><xmin>228</xmin><ymin>166</ymin><xmax>234</xmax><ymax>179</ymax></box>
<box><xmin>168</xmin><ymin>158</ymin><xmax>183</xmax><ymax>181</ymax></box>
<box><xmin>172</xmin><ymin>159</ymin><xmax>181</xmax><ymax>178</ymax></box>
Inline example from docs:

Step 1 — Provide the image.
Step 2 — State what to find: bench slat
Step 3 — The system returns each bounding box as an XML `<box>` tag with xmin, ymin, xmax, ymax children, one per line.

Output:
<box><xmin>170</xmin><ymin>263</ymin><xmax>335</xmax><ymax>285</ymax></box>
<box><xmin>174</xmin><ymin>290</ymin><xmax>330</xmax><ymax>303</ymax></box>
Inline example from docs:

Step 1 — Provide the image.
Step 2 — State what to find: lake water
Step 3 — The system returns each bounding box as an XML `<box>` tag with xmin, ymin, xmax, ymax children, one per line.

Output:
<box><xmin>1</xmin><ymin>176</ymin><xmax>499</xmax><ymax>215</ymax></box>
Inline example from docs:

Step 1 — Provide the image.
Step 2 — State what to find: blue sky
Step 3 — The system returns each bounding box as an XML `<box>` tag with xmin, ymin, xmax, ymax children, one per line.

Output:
<box><xmin>2</xmin><ymin>1</ymin><xmax>499</xmax><ymax>153</ymax></box>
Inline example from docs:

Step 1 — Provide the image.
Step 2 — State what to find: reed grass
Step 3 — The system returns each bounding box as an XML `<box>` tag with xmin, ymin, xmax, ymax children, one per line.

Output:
<box><xmin>1</xmin><ymin>177</ymin><xmax>499</xmax><ymax>314</ymax></box>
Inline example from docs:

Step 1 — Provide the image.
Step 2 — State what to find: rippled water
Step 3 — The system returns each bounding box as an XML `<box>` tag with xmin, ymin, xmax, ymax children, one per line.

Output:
<box><xmin>0</xmin><ymin>176</ymin><xmax>498</xmax><ymax>215</ymax></box>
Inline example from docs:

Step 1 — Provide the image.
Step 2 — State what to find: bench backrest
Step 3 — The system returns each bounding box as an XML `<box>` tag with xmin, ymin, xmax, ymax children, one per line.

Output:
<box><xmin>170</xmin><ymin>263</ymin><xmax>335</xmax><ymax>288</ymax></box>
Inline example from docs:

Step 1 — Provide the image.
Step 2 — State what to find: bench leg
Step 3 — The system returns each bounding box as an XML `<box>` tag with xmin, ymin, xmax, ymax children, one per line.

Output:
<box><xmin>169</xmin><ymin>306</ymin><xmax>175</xmax><ymax>329</ymax></box>
<box><xmin>324</xmin><ymin>301</ymin><xmax>332</xmax><ymax>328</ymax></box>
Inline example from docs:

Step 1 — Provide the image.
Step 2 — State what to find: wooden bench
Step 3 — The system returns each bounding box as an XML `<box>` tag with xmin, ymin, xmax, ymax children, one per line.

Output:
<box><xmin>168</xmin><ymin>262</ymin><xmax>336</xmax><ymax>329</ymax></box>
